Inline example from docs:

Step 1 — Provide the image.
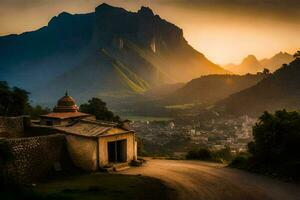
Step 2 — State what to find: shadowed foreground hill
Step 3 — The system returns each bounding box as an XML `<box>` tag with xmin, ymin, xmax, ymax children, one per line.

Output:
<box><xmin>0</xmin><ymin>3</ymin><xmax>226</xmax><ymax>105</ymax></box>
<box><xmin>164</xmin><ymin>73</ymin><xmax>268</xmax><ymax>105</ymax></box>
<box><xmin>216</xmin><ymin>58</ymin><xmax>300</xmax><ymax>116</ymax></box>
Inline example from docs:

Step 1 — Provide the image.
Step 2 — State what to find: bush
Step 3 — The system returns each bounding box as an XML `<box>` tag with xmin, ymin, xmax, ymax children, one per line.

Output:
<box><xmin>186</xmin><ymin>148</ymin><xmax>212</xmax><ymax>160</ymax></box>
<box><xmin>229</xmin><ymin>155</ymin><xmax>251</xmax><ymax>169</ymax></box>
<box><xmin>250</xmin><ymin>110</ymin><xmax>300</xmax><ymax>165</ymax></box>
<box><xmin>212</xmin><ymin>146</ymin><xmax>233</xmax><ymax>162</ymax></box>
<box><xmin>230</xmin><ymin>110</ymin><xmax>300</xmax><ymax>181</ymax></box>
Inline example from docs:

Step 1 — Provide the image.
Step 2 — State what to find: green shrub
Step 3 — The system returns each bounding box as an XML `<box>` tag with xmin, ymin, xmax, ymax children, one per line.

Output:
<box><xmin>230</xmin><ymin>110</ymin><xmax>300</xmax><ymax>181</ymax></box>
<box><xmin>212</xmin><ymin>146</ymin><xmax>233</xmax><ymax>162</ymax></box>
<box><xmin>250</xmin><ymin>110</ymin><xmax>300</xmax><ymax>165</ymax></box>
<box><xmin>229</xmin><ymin>155</ymin><xmax>250</xmax><ymax>169</ymax></box>
<box><xmin>186</xmin><ymin>148</ymin><xmax>212</xmax><ymax>160</ymax></box>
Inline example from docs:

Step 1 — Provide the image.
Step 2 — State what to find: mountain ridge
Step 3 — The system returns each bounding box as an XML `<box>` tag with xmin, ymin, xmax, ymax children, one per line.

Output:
<box><xmin>216</xmin><ymin>58</ymin><xmax>300</xmax><ymax>116</ymax></box>
<box><xmin>163</xmin><ymin>73</ymin><xmax>269</xmax><ymax>106</ymax></box>
<box><xmin>0</xmin><ymin>3</ymin><xmax>227</xmax><ymax>105</ymax></box>
<box><xmin>225</xmin><ymin>52</ymin><xmax>294</xmax><ymax>75</ymax></box>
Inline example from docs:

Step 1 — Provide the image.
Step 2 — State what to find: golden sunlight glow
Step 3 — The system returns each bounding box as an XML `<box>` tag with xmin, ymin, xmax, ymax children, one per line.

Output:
<box><xmin>0</xmin><ymin>0</ymin><xmax>299</xmax><ymax>64</ymax></box>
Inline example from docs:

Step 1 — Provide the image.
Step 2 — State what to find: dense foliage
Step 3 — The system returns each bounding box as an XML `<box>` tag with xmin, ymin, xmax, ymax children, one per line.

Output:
<box><xmin>28</xmin><ymin>105</ymin><xmax>51</xmax><ymax>120</ymax></box>
<box><xmin>80</xmin><ymin>98</ymin><xmax>120</xmax><ymax>122</ymax></box>
<box><xmin>186</xmin><ymin>147</ymin><xmax>233</xmax><ymax>162</ymax></box>
<box><xmin>186</xmin><ymin>148</ymin><xmax>212</xmax><ymax>160</ymax></box>
<box><xmin>231</xmin><ymin>110</ymin><xmax>300</xmax><ymax>180</ymax></box>
<box><xmin>0</xmin><ymin>81</ymin><xmax>50</xmax><ymax>118</ymax></box>
<box><xmin>0</xmin><ymin>81</ymin><xmax>30</xmax><ymax>116</ymax></box>
<box><xmin>249</xmin><ymin>110</ymin><xmax>300</xmax><ymax>164</ymax></box>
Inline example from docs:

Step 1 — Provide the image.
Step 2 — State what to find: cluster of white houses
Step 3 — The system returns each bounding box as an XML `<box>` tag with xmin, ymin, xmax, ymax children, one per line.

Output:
<box><xmin>39</xmin><ymin>92</ymin><xmax>137</xmax><ymax>171</ymax></box>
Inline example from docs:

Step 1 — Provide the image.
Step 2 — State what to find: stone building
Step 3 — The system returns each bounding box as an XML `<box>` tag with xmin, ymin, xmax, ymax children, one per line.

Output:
<box><xmin>56</xmin><ymin>119</ymin><xmax>137</xmax><ymax>170</ymax></box>
<box><xmin>41</xmin><ymin>92</ymin><xmax>137</xmax><ymax>171</ymax></box>
<box><xmin>40</xmin><ymin>92</ymin><xmax>95</xmax><ymax>126</ymax></box>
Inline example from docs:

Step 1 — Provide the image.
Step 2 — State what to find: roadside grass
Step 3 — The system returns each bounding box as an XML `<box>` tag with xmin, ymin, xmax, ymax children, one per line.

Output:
<box><xmin>33</xmin><ymin>173</ymin><xmax>170</xmax><ymax>200</ymax></box>
<box><xmin>1</xmin><ymin>173</ymin><xmax>170</xmax><ymax>200</ymax></box>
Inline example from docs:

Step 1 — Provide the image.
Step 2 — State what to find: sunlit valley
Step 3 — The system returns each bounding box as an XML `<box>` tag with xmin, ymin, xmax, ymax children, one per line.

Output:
<box><xmin>1</xmin><ymin>1</ymin><xmax>300</xmax><ymax>200</ymax></box>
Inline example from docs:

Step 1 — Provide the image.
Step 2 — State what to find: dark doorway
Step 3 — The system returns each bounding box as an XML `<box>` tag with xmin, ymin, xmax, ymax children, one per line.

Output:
<box><xmin>107</xmin><ymin>139</ymin><xmax>127</xmax><ymax>163</ymax></box>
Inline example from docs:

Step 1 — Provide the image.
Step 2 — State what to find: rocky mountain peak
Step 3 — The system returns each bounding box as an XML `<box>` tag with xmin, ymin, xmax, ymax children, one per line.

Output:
<box><xmin>95</xmin><ymin>3</ymin><xmax>114</xmax><ymax>11</ymax></box>
<box><xmin>242</xmin><ymin>55</ymin><xmax>260</xmax><ymax>66</ymax></box>
<box><xmin>48</xmin><ymin>12</ymin><xmax>72</xmax><ymax>26</ymax></box>
<box><xmin>245</xmin><ymin>54</ymin><xmax>258</xmax><ymax>61</ymax></box>
<box><xmin>95</xmin><ymin>3</ymin><xmax>126</xmax><ymax>14</ymax></box>
<box><xmin>138</xmin><ymin>6</ymin><xmax>154</xmax><ymax>17</ymax></box>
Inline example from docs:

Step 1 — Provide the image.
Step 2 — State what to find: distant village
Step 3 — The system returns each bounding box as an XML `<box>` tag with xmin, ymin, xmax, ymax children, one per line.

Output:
<box><xmin>132</xmin><ymin>115</ymin><xmax>255</xmax><ymax>156</ymax></box>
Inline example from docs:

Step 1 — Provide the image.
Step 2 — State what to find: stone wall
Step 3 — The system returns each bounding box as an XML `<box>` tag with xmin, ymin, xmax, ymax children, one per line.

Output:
<box><xmin>66</xmin><ymin>135</ymin><xmax>98</xmax><ymax>171</ymax></box>
<box><xmin>1</xmin><ymin>134</ymin><xmax>65</xmax><ymax>184</ymax></box>
<box><xmin>0</xmin><ymin>116</ymin><xmax>25</xmax><ymax>138</ymax></box>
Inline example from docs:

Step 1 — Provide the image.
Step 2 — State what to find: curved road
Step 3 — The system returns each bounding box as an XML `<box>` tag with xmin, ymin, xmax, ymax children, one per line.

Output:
<box><xmin>120</xmin><ymin>159</ymin><xmax>300</xmax><ymax>200</ymax></box>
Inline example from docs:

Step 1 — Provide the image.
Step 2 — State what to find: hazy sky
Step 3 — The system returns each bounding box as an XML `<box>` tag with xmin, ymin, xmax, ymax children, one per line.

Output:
<box><xmin>0</xmin><ymin>0</ymin><xmax>299</xmax><ymax>64</ymax></box>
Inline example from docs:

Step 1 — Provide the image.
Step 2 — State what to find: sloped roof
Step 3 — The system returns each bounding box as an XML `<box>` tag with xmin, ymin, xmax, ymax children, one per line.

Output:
<box><xmin>54</xmin><ymin>119</ymin><xmax>133</xmax><ymax>137</ymax></box>
<box><xmin>40</xmin><ymin>112</ymin><xmax>91</xmax><ymax>119</ymax></box>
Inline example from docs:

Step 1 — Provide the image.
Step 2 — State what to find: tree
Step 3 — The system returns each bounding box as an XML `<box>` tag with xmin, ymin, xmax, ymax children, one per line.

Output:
<box><xmin>28</xmin><ymin>105</ymin><xmax>51</xmax><ymax>120</ymax></box>
<box><xmin>186</xmin><ymin>148</ymin><xmax>212</xmax><ymax>160</ymax></box>
<box><xmin>262</xmin><ymin>68</ymin><xmax>270</xmax><ymax>75</ymax></box>
<box><xmin>293</xmin><ymin>50</ymin><xmax>300</xmax><ymax>58</ymax></box>
<box><xmin>250</xmin><ymin>110</ymin><xmax>300</xmax><ymax>164</ymax></box>
<box><xmin>230</xmin><ymin>110</ymin><xmax>300</xmax><ymax>179</ymax></box>
<box><xmin>246</xmin><ymin>110</ymin><xmax>300</xmax><ymax>180</ymax></box>
<box><xmin>80</xmin><ymin>98</ymin><xmax>120</xmax><ymax>122</ymax></box>
<box><xmin>0</xmin><ymin>81</ymin><xmax>30</xmax><ymax>116</ymax></box>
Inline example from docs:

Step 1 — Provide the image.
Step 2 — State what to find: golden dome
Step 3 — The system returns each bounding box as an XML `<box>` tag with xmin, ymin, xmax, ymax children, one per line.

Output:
<box><xmin>53</xmin><ymin>91</ymin><xmax>79</xmax><ymax>113</ymax></box>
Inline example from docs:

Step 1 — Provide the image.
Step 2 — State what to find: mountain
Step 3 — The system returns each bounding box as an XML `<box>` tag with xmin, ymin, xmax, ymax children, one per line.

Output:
<box><xmin>216</xmin><ymin>58</ymin><xmax>300</xmax><ymax>116</ymax></box>
<box><xmin>260</xmin><ymin>52</ymin><xmax>294</xmax><ymax>72</ymax></box>
<box><xmin>225</xmin><ymin>52</ymin><xmax>294</xmax><ymax>75</ymax></box>
<box><xmin>163</xmin><ymin>73</ymin><xmax>268</xmax><ymax>106</ymax></box>
<box><xmin>0</xmin><ymin>4</ymin><xmax>226</xmax><ymax>105</ymax></box>
<box><xmin>225</xmin><ymin>55</ymin><xmax>262</xmax><ymax>74</ymax></box>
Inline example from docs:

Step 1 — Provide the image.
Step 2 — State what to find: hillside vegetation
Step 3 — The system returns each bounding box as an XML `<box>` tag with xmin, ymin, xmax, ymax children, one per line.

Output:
<box><xmin>216</xmin><ymin>58</ymin><xmax>300</xmax><ymax>116</ymax></box>
<box><xmin>164</xmin><ymin>73</ymin><xmax>268</xmax><ymax>105</ymax></box>
<box><xmin>230</xmin><ymin>110</ymin><xmax>300</xmax><ymax>181</ymax></box>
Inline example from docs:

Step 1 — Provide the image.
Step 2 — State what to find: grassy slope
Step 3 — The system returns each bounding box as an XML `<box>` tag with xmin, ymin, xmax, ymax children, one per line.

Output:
<box><xmin>1</xmin><ymin>173</ymin><xmax>170</xmax><ymax>200</ymax></box>
<box><xmin>101</xmin><ymin>48</ymin><xmax>150</xmax><ymax>94</ymax></box>
<box><xmin>32</xmin><ymin>173</ymin><xmax>170</xmax><ymax>200</ymax></box>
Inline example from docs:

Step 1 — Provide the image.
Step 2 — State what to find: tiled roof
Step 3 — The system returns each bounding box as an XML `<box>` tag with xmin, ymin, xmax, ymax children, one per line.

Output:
<box><xmin>54</xmin><ymin>119</ymin><xmax>132</xmax><ymax>137</ymax></box>
<box><xmin>40</xmin><ymin>112</ymin><xmax>91</xmax><ymax>119</ymax></box>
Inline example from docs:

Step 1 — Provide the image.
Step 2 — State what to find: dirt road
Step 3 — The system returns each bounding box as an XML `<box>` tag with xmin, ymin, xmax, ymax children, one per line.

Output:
<box><xmin>120</xmin><ymin>159</ymin><xmax>300</xmax><ymax>200</ymax></box>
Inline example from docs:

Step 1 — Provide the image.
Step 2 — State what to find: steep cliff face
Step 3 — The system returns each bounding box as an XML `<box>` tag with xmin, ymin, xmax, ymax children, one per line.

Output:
<box><xmin>0</xmin><ymin>3</ymin><xmax>226</xmax><ymax>105</ymax></box>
